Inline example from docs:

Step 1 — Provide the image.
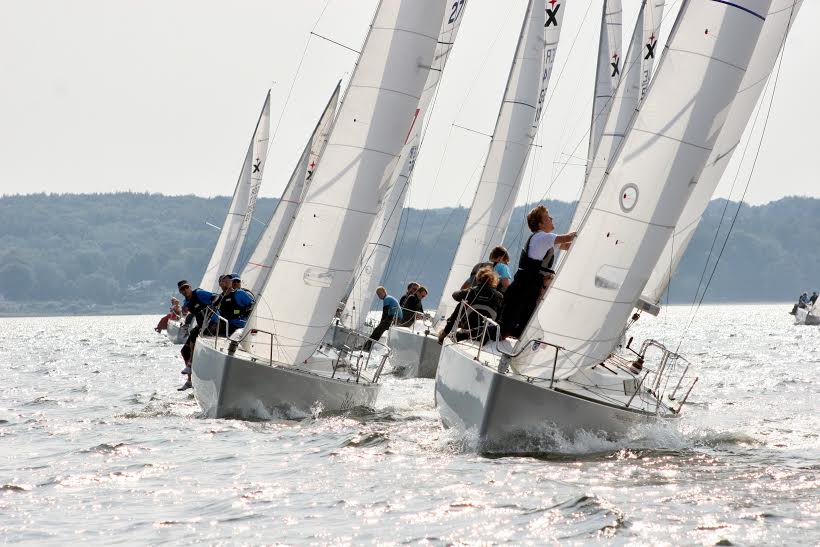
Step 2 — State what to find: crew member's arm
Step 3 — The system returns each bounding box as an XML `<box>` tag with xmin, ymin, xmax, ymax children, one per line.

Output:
<box><xmin>555</xmin><ymin>232</ymin><xmax>578</xmax><ymax>251</ymax></box>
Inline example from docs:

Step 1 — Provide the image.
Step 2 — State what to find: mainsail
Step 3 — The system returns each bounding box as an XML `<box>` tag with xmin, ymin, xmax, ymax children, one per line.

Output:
<box><xmin>241</xmin><ymin>82</ymin><xmax>340</xmax><ymax>297</ymax></box>
<box><xmin>436</xmin><ymin>0</ymin><xmax>564</xmax><ymax>324</ymax></box>
<box><xmin>638</xmin><ymin>0</ymin><xmax>802</xmax><ymax>312</ymax></box>
<box><xmin>245</xmin><ymin>0</ymin><xmax>446</xmax><ymax>366</ymax></box>
<box><xmin>341</xmin><ymin>0</ymin><xmax>469</xmax><ymax>331</ymax></box>
<box><xmin>587</xmin><ymin>0</ymin><xmax>623</xmax><ymax>177</ymax></box>
<box><xmin>199</xmin><ymin>91</ymin><xmax>271</xmax><ymax>292</ymax></box>
<box><xmin>513</xmin><ymin>0</ymin><xmax>773</xmax><ymax>380</ymax></box>
<box><xmin>570</xmin><ymin>0</ymin><xmax>664</xmax><ymax>233</ymax></box>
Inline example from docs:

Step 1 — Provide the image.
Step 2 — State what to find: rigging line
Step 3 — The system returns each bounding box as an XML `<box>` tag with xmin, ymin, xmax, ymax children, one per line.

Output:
<box><xmin>268</xmin><ymin>0</ymin><xmax>333</xmax><ymax>151</ymax></box>
<box><xmin>675</xmin><ymin>16</ymin><xmax>792</xmax><ymax>354</ymax></box>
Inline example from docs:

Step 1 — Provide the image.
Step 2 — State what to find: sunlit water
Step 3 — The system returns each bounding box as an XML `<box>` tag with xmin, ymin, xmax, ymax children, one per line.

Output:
<box><xmin>1</xmin><ymin>304</ymin><xmax>818</xmax><ymax>545</ymax></box>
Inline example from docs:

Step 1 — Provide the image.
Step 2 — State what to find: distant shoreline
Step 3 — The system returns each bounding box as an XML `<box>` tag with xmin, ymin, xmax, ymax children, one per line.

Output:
<box><xmin>0</xmin><ymin>301</ymin><xmax>797</xmax><ymax>320</ymax></box>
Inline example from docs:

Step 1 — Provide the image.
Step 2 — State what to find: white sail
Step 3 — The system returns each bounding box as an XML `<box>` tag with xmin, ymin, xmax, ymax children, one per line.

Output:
<box><xmin>436</xmin><ymin>0</ymin><xmax>565</xmax><ymax>324</ymax></box>
<box><xmin>241</xmin><ymin>83</ymin><xmax>340</xmax><ymax>297</ymax></box>
<box><xmin>587</xmin><ymin>0</ymin><xmax>623</xmax><ymax>175</ymax></box>
<box><xmin>638</xmin><ymin>0</ymin><xmax>801</xmax><ymax>312</ymax></box>
<box><xmin>341</xmin><ymin>0</ymin><xmax>469</xmax><ymax>331</ymax></box>
<box><xmin>513</xmin><ymin>0</ymin><xmax>773</xmax><ymax>380</ymax></box>
<box><xmin>570</xmin><ymin>0</ymin><xmax>664</xmax><ymax>233</ymax></box>
<box><xmin>245</xmin><ymin>0</ymin><xmax>447</xmax><ymax>366</ymax></box>
<box><xmin>199</xmin><ymin>92</ymin><xmax>271</xmax><ymax>292</ymax></box>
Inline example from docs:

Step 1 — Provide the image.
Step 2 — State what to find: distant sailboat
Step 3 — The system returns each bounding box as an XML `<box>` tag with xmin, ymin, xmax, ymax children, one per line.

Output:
<box><xmin>166</xmin><ymin>91</ymin><xmax>271</xmax><ymax>343</ymax></box>
<box><xmin>389</xmin><ymin>0</ymin><xmax>565</xmax><ymax>378</ymax></box>
<box><xmin>191</xmin><ymin>0</ymin><xmax>449</xmax><ymax>418</ymax></box>
<box><xmin>435</xmin><ymin>0</ymin><xmax>778</xmax><ymax>447</ymax></box>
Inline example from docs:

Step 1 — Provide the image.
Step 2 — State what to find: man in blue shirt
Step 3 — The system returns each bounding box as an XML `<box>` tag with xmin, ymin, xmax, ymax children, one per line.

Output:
<box><xmin>364</xmin><ymin>286</ymin><xmax>400</xmax><ymax>351</ymax></box>
<box><xmin>218</xmin><ymin>274</ymin><xmax>255</xmax><ymax>334</ymax></box>
<box><xmin>177</xmin><ymin>279</ymin><xmax>218</xmax><ymax>391</ymax></box>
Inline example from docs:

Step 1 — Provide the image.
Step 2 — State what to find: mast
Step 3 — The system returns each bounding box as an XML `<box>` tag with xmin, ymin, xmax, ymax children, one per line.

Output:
<box><xmin>638</xmin><ymin>0</ymin><xmax>802</xmax><ymax>313</ymax></box>
<box><xmin>513</xmin><ymin>0</ymin><xmax>774</xmax><ymax>380</ymax></box>
<box><xmin>241</xmin><ymin>82</ymin><xmax>341</xmax><ymax>296</ymax></box>
<box><xmin>199</xmin><ymin>91</ymin><xmax>271</xmax><ymax>292</ymax></box>
<box><xmin>244</xmin><ymin>0</ymin><xmax>447</xmax><ymax>366</ymax></box>
<box><xmin>436</xmin><ymin>0</ymin><xmax>565</xmax><ymax>325</ymax></box>
<box><xmin>341</xmin><ymin>0</ymin><xmax>470</xmax><ymax>332</ymax></box>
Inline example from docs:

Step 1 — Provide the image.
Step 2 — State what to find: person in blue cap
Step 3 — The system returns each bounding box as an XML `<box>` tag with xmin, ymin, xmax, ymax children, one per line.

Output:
<box><xmin>217</xmin><ymin>273</ymin><xmax>255</xmax><ymax>334</ymax></box>
<box><xmin>177</xmin><ymin>279</ymin><xmax>218</xmax><ymax>391</ymax></box>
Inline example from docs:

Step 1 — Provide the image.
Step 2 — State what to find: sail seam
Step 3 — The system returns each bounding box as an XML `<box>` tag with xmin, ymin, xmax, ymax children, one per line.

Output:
<box><xmin>550</xmin><ymin>285</ymin><xmax>639</xmax><ymax>305</ymax></box>
<box><xmin>589</xmin><ymin>205</ymin><xmax>677</xmax><ymax>228</ymax></box>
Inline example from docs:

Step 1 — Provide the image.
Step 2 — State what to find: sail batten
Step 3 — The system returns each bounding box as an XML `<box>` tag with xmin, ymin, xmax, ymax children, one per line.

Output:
<box><xmin>199</xmin><ymin>92</ymin><xmax>271</xmax><ymax>293</ymax></box>
<box><xmin>513</xmin><ymin>0</ymin><xmax>773</xmax><ymax>380</ymax></box>
<box><xmin>245</xmin><ymin>0</ymin><xmax>447</xmax><ymax>366</ymax></box>
<box><xmin>436</xmin><ymin>0</ymin><xmax>565</xmax><ymax>325</ymax></box>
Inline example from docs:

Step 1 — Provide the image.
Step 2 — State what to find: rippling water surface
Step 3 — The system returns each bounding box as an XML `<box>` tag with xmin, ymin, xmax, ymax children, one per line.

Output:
<box><xmin>1</xmin><ymin>304</ymin><xmax>818</xmax><ymax>545</ymax></box>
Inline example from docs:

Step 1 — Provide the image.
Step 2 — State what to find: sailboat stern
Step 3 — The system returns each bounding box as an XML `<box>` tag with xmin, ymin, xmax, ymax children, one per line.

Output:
<box><xmin>389</xmin><ymin>325</ymin><xmax>442</xmax><ymax>378</ymax></box>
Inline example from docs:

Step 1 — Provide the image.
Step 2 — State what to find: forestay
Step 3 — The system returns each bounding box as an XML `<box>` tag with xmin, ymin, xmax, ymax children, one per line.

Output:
<box><xmin>241</xmin><ymin>83</ymin><xmax>340</xmax><ymax>297</ymax></box>
<box><xmin>437</xmin><ymin>0</ymin><xmax>564</xmax><ymax>325</ymax></box>
<box><xmin>513</xmin><ymin>0</ymin><xmax>773</xmax><ymax>380</ymax></box>
<box><xmin>342</xmin><ymin>0</ymin><xmax>469</xmax><ymax>332</ymax></box>
<box><xmin>245</xmin><ymin>0</ymin><xmax>446</xmax><ymax>366</ymax></box>
<box><xmin>570</xmin><ymin>0</ymin><xmax>664</xmax><ymax>233</ymax></box>
<box><xmin>638</xmin><ymin>0</ymin><xmax>802</xmax><ymax>312</ymax></box>
<box><xmin>199</xmin><ymin>92</ymin><xmax>271</xmax><ymax>292</ymax></box>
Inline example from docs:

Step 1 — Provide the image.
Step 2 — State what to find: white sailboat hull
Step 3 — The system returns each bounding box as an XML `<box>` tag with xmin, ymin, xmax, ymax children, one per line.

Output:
<box><xmin>165</xmin><ymin>319</ymin><xmax>188</xmax><ymax>345</ymax></box>
<box><xmin>192</xmin><ymin>340</ymin><xmax>380</xmax><ymax>419</ymax></box>
<box><xmin>795</xmin><ymin>307</ymin><xmax>820</xmax><ymax>325</ymax></box>
<box><xmin>388</xmin><ymin>325</ymin><xmax>441</xmax><ymax>378</ymax></box>
<box><xmin>435</xmin><ymin>343</ymin><xmax>678</xmax><ymax>450</ymax></box>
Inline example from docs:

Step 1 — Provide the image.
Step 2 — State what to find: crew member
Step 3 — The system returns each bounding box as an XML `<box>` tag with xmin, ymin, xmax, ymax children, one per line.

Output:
<box><xmin>218</xmin><ymin>275</ymin><xmax>255</xmax><ymax>335</ymax></box>
<box><xmin>154</xmin><ymin>297</ymin><xmax>182</xmax><ymax>333</ymax></box>
<box><xmin>364</xmin><ymin>287</ymin><xmax>401</xmax><ymax>350</ymax></box>
<box><xmin>398</xmin><ymin>285</ymin><xmax>427</xmax><ymax>327</ymax></box>
<box><xmin>177</xmin><ymin>280</ymin><xmax>218</xmax><ymax>391</ymax></box>
<box><xmin>500</xmin><ymin>205</ymin><xmax>576</xmax><ymax>339</ymax></box>
<box><xmin>438</xmin><ymin>266</ymin><xmax>504</xmax><ymax>344</ymax></box>
<box><xmin>463</xmin><ymin>246</ymin><xmax>512</xmax><ymax>292</ymax></box>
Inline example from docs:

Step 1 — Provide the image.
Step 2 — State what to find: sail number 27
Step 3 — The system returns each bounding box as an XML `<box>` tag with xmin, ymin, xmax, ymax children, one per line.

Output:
<box><xmin>448</xmin><ymin>0</ymin><xmax>466</xmax><ymax>24</ymax></box>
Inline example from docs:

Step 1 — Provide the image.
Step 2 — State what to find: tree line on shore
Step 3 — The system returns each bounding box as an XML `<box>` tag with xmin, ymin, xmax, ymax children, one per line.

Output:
<box><xmin>0</xmin><ymin>192</ymin><xmax>817</xmax><ymax>315</ymax></box>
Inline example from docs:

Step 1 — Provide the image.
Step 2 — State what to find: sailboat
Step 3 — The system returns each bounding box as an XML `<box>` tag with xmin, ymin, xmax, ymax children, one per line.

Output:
<box><xmin>388</xmin><ymin>0</ymin><xmax>565</xmax><ymax>378</ymax></box>
<box><xmin>795</xmin><ymin>303</ymin><xmax>820</xmax><ymax>325</ymax></box>
<box><xmin>333</xmin><ymin>0</ymin><xmax>470</xmax><ymax>350</ymax></box>
<box><xmin>166</xmin><ymin>91</ymin><xmax>272</xmax><ymax>343</ymax></box>
<box><xmin>435</xmin><ymin>0</ymin><xmax>780</xmax><ymax>447</ymax></box>
<box><xmin>191</xmin><ymin>0</ymin><xmax>449</xmax><ymax>418</ymax></box>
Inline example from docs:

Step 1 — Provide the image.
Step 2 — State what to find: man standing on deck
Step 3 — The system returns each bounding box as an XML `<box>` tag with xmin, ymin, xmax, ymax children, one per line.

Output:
<box><xmin>218</xmin><ymin>274</ymin><xmax>255</xmax><ymax>335</ymax></box>
<box><xmin>364</xmin><ymin>286</ymin><xmax>401</xmax><ymax>350</ymax></box>
<box><xmin>177</xmin><ymin>279</ymin><xmax>218</xmax><ymax>391</ymax></box>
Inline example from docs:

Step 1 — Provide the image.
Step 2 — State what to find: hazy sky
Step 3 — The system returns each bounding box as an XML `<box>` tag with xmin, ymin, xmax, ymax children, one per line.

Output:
<box><xmin>0</xmin><ymin>0</ymin><xmax>816</xmax><ymax>209</ymax></box>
